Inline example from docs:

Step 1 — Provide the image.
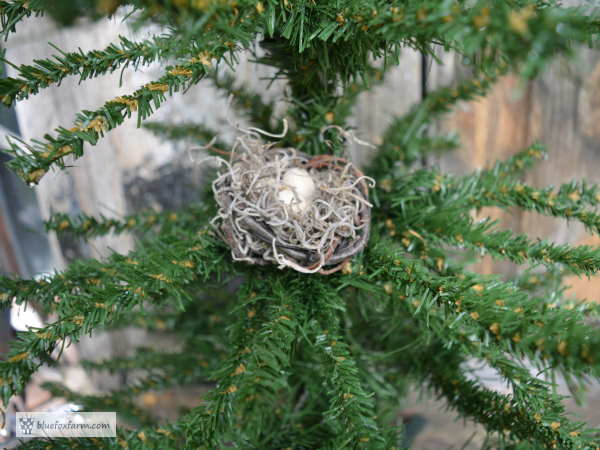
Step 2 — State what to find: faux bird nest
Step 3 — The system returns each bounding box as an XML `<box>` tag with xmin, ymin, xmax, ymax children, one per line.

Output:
<box><xmin>211</xmin><ymin>136</ymin><xmax>374</xmax><ymax>274</ymax></box>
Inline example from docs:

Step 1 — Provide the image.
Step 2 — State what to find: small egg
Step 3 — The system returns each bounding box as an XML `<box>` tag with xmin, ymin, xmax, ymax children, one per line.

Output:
<box><xmin>282</xmin><ymin>168</ymin><xmax>316</xmax><ymax>199</ymax></box>
<box><xmin>277</xmin><ymin>186</ymin><xmax>309</xmax><ymax>214</ymax></box>
<box><xmin>277</xmin><ymin>187</ymin><xmax>295</xmax><ymax>205</ymax></box>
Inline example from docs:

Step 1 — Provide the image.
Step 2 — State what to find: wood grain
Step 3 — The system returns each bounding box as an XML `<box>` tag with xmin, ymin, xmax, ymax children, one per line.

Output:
<box><xmin>429</xmin><ymin>49</ymin><xmax>600</xmax><ymax>299</ymax></box>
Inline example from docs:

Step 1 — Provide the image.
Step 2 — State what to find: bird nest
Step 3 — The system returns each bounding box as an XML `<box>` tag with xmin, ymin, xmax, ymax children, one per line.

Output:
<box><xmin>211</xmin><ymin>135</ymin><xmax>374</xmax><ymax>274</ymax></box>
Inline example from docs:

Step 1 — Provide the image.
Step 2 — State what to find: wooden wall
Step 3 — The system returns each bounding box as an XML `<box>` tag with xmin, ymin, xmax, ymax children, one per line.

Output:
<box><xmin>429</xmin><ymin>49</ymin><xmax>600</xmax><ymax>298</ymax></box>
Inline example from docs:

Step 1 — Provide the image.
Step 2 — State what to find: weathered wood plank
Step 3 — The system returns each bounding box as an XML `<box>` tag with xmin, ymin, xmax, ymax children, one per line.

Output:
<box><xmin>349</xmin><ymin>50</ymin><xmax>422</xmax><ymax>166</ymax></box>
<box><xmin>429</xmin><ymin>49</ymin><xmax>600</xmax><ymax>298</ymax></box>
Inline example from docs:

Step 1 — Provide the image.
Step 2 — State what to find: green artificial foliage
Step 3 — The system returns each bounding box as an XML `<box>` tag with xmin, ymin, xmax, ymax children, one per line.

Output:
<box><xmin>1</xmin><ymin>0</ymin><xmax>600</xmax><ymax>448</ymax></box>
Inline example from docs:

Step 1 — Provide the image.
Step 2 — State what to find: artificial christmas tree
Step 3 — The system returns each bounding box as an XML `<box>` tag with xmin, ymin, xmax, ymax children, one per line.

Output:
<box><xmin>1</xmin><ymin>0</ymin><xmax>600</xmax><ymax>448</ymax></box>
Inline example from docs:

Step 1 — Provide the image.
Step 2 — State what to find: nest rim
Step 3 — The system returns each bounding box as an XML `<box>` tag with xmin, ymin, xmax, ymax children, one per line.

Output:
<box><xmin>214</xmin><ymin>148</ymin><xmax>372</xmax><ymax>275</ymax></box>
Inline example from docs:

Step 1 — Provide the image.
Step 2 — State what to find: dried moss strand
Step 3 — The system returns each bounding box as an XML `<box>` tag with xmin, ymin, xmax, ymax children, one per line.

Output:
<box><xmin>212</xmin><ymin>131</ymin><xmax>371</xmax><ymax>273</ymax></box>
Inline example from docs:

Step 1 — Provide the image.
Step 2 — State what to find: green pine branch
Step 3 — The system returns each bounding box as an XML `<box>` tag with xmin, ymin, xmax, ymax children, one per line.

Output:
<box><xmin>484</xmin><ymin>142</ymin><xmax>548</xmax><ymax>178</ymax></box>
<box><xmin>4</xmin><ymin>55</ymin><xmax>220</xmax><ymax>184</ymax></box>
<box><xmin>0</xmin><ymin>34</ymin><xmax>185</xmax><ymax>107</ymax></box>
<box><xmin>339</xmin><ymin>245</ymin><xmax>597</xmax><ymax>448</ymax></box>
<box><xmin>422</xmin><ymin>214</ymin><xmax>600</xmax><ymax>275</ymax></box>
<box><xmin>362</xmin><ymin>240</ymin><xmax>600</xmax><ymax>381</ymax></box>
<box><xmin>354</xmin><ymin>243</ymin><xmax>599</xmax><ymax>448</ymax></box>
<box><xmin>472</xmin><ymin>179</ymin><xmax>600</xmax><ymax>234</ymax></box>
<box><xmin>81</xmin><ymin>348</ymin><xmax>216</xmax><ymax>381</ymax></box>
<box><xmin>428</xmin><ymin>360</ymin><xmax>590</xmax><ymax>449</ymax></box>
<box><xmin>0</xmin><ymin>0</ymin><xmax>44</xmax><ymax>40</ymax></box>
<box><xmin>400</xmin><ymin>339</ymin><xmax>589</xmax><ymax>448</ymax></box>
<box><xmin>143</xmin><ymin>121</ymin><xmax>226</xmax><ymax>148</ymax></box>
<box><xmin>0</xmin><ymin>226</ymin><xmax>227</xmax><ymax>406</ymax></box>
<box><xmin>513</xmin><ymin>266</ymin><xmax>566</xmax><ymax>295</ymax></box>
<box><xmin>44</xmin><ymin>206</ymin><xmax>207</xmax><ymax>239</ymax></box>
<box><xmin>181</xmin><ymin>272</ymin><xmax>303</xmax><ymax>447</ymax></box>
<box><xmin>364</xmin><ymin>0</ymin><xmax>597</xmax><ymax>78</ymax></box>
<box><xmin>3</xmin><ymin>13</ymin><xmax>261</xmax><ymax>185</ymax></box>
<box><xmin>380</xmin><ymin>145</ymin><xmax>600</xmax><ymax>245</ymax></box>
<box><xmin>372</xmin><ymin>69</ymin><xmax>502</xmax><ymax>172</ymax></box>
<box><xmin>308</xmin><ymin>284</ymin><xmax>392</xmax><ymax>449</ymax></box>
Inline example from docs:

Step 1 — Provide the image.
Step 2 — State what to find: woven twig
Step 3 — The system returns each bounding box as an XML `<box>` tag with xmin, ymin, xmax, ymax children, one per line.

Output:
<box><xmin>212</xmin><ymin>146</ymin><xmax>373</xmax><ymax>274</ymax></box>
